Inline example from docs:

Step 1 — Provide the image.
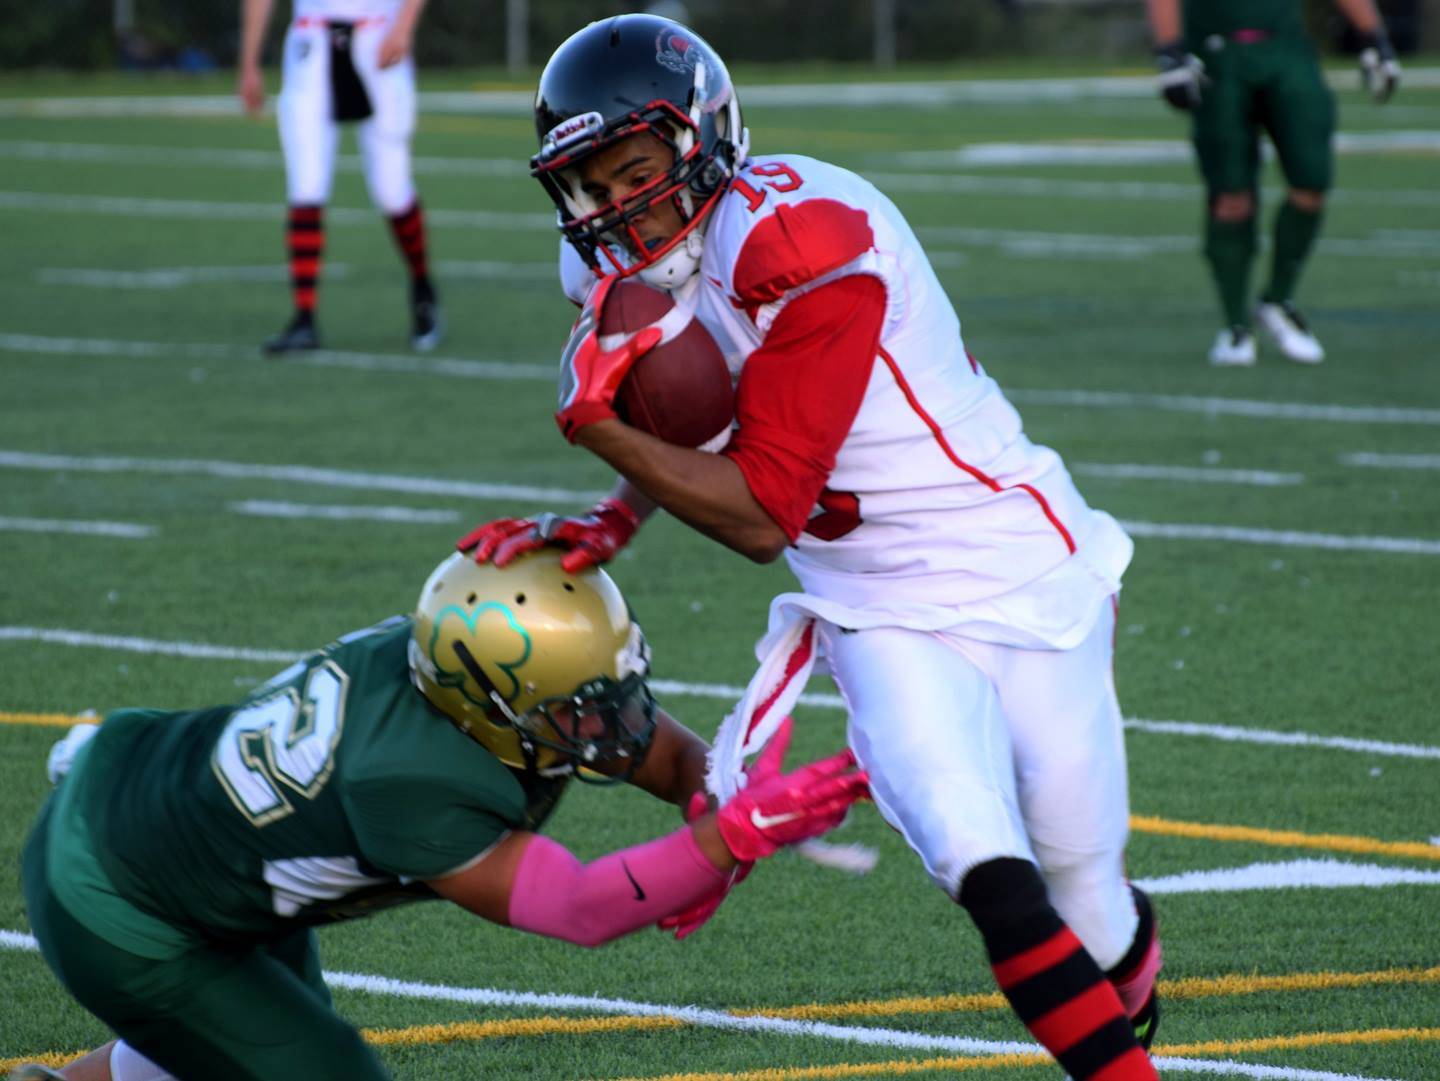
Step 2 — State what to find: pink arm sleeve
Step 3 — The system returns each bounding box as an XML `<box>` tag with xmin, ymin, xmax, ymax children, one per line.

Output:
<box><xmin>507</xmin><ymin>827</ymin><xmax>728</xmax><ymax>948</ymax></box>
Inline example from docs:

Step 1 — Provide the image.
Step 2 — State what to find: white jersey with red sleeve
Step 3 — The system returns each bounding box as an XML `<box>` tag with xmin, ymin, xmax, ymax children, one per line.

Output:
<box><xmin>689</xmin><ymin>154</ymin><xmax>1132</xmax><ymax>649</ymax></box>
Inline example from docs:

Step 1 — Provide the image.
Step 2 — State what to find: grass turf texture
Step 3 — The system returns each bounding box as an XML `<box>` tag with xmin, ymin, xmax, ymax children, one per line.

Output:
<box><xmin>1</xmin><ymin>61</ymin><xmax>1439</xmax><ymax>1079</ymax></box>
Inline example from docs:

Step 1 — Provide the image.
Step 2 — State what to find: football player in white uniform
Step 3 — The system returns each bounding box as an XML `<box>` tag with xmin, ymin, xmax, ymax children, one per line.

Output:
<box><xmin>238</xmin><ymin>0</ymin><xmax>442</xmax><ymax>354</ymax></box>
<box><xmin>461</xmin><ymin>16</ymin><xmax>1162</xmax><ymax>1078</ymax></box>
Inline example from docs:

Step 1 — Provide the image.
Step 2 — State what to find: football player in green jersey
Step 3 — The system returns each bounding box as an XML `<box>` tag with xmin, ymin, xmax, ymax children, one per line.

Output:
<box><xmin>1146</xmin><ymin>0</ymin><xmax>1400</xmax><ymax>366</ymax></box>
<box><xmin>13</xmin><ymin>550</ymin><xmax>868</xmax><ymax>1081</ymax></box>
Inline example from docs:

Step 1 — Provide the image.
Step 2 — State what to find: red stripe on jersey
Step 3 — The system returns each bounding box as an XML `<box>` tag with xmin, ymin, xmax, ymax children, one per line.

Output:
<box><xmin>1029</xmin><ymin>980</ymin><xmax>1128</xmax><ymax>1054</ymax></box>
<box><xmin>745</xmin><ymin>622</ymin><xmax>815</xmax><ymax>742</ymax></box>
<box><xmin>732</xmin><ymin>198</ymin><xmax>874</xmax><ymax>310</ymax></box>
<box><xmin>992</xmin><ymin>926</ymin><xmax>1083</xmax><ymax>989</ymax></box>
<box><xmin>965</xmin><ymin>349</ymin><xmax>980</xmax><ymax>374</ymax></box>
<box><xmin>878</xmin><ymin>347</ymin><xmax>1077</xmax><ymax>555</ymax></box>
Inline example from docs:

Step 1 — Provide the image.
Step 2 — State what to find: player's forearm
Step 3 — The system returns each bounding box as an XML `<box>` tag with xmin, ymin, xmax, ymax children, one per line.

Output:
<box><xmin>577</xmin><ymin>421</ymin><xmax>789</xmax><ymax>563</ymax></box>
<box><xmin>239</xmin><ymin>0</ymin><xmax>276</xmax><ymax>68</ymax></box>
<box><xmin>1333</xmin><ymin>0</ymin><xmax>1383</xmax><ymax>35</ymax></box>
<box><xmin>507</xmin><ymin>826</ymin><xmax>731</xmax><ymax>947</ymax></box>
<box><xmin>1145</xmin><ymin>0</ymin><xmax>1182</xmax><ymax>42</ymax></box>
<box><xmin>628</xmin><ymin>708</ymin><xmax>712</xmax><ymax>809</ymax></box>
<box><xmin>608</xmin><ymin>477</ymin><xmax>658</xmax><ymax>524</ymax></box>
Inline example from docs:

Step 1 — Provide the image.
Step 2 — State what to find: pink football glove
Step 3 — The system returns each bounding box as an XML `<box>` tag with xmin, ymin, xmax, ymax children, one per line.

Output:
<box><xmin>714</xmin><ymin>717</ymin><xmax>869</xmax><ymax>863</ymax></box>
<box><xmin>657</xmin><ymin>792</ymin><xmax>753</xmax><ymax>940</ymax></box>
<box><xmin>455</xmin><ymin>498</ymin><xmax>640</xmax><ymax>573</ymax></box>
<box><xmin>555</xmin><ymin>276</ymin><xmax>662</xmax><ymax>443</ymax></box>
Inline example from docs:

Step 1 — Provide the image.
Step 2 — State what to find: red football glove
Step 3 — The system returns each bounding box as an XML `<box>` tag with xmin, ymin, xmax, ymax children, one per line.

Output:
<box><xmin>555</xmin><ymin>275</ymin><xmax>662</xmax><ymax>443</ymax></box>
<box><xmin>456</xmin><ymin>499</ymin><xmax>640</xmax><ymax>573</ymax></box>
<box><xmin>657</xmin><ymin>792</ymin><xmax>753</xmax><ymax>940</ymax></box>
<box><xmin>714</xmin><ymin>717</ymin><xmax>869</xmax><ymax>863</ymax></box>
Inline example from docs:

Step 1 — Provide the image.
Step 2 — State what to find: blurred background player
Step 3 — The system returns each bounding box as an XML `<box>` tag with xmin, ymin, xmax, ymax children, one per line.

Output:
<box><xmin>462</xmin><ymin>15</ymin><xmax>1162</xmax><ymax>1079</ymax></box>
<box><xmin>238</xmin><ymin>0</ymin><xmax>443</xmax><ymax>355</ymax></box>
<box><xmin>1147</xmin><ymin>0</ymin><xmax>1401</xmax><ymax>366</ymax></box>
<box><xmin>11</xmin><ymin>550</ymin><xmax>865</xmax><ymax>1081</ymax></box>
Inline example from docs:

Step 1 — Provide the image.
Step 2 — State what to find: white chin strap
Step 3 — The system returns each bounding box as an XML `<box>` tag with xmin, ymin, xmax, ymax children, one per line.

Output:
<box><xmin>638</xmin><ymin>227</ymin><xmax>705</xmax><ymax>290</ymax></box>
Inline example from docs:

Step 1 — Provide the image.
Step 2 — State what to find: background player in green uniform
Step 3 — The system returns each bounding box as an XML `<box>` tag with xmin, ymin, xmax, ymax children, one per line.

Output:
<box><xmin>1146</xmin><ymin>0</ymin><xmax>1400</xmax><ymax>366</ymax></box>
<box><xmin>13</xmin><ymin>550</ymin><xmax>868</xmax><ymax>1081</ymax></box>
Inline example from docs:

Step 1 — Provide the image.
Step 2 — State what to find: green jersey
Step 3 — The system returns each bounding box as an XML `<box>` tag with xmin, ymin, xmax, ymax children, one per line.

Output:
<box><xmin>47</xmin><ymin>617</ymin><xmax>568</xmax><ymax>952</ymax></box>
<box><xmin>1184</xmin><ymin>0</ymin><xmax>1307</xmax><ymax>44</ymax></box>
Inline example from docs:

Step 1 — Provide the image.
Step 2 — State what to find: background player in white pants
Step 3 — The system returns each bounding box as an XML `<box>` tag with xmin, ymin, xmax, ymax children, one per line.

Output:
<box><xmin>461</xmin><ymin>14</ymin><xmax>1164</xmax><ymax>1080</ymax></box>
<box><xmin>238</xmin><ymin>0</ymin><xmax>442</xmax><ymax>354</ymax></box>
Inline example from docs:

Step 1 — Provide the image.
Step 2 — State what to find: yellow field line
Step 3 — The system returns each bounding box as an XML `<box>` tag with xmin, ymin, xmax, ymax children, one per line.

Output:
<box><xmin>600</xmin><ymin>1053</ymin><xmax>1051</xmax><ymax>1081</ymax></box>
<box><xmin>6</xmin><ymin>711</ymin><xmax>1439</xmax><ymax>864</ymax></box>
<box><xmin>1131</xmin><ymin>813</ymin><xmax>1440</xmax><ymax>862</ymax></box>
<box><xmin>5</xmin><ymin>969</ymin><xmax>1438</xmax><ymax>1075</ymax></box>
<box><xmin>359</xmin><ymin>1014</ymin><xmax>682</xmax><ymax>1045</ymax></box>
<box><xmin>599</xmin><ymin>1028</ymin><xmax>1440</xmax><ymax>1081</ymax></box>
<box><xmin>761</xmin><ymin>964</ymin><xmax>1440</xmax><ymax>1021</ymax></box>
<box><xmin>0</xmin><ymin>711</ymin><xmax>91</xmax><ymax>728</ymax></box>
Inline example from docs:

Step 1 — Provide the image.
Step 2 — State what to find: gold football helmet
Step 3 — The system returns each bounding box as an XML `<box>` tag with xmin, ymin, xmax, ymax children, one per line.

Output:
<box><xmin>408</xmin><ymin>548</ymin><xmax>654</xmax><ymax>780</ymax></box>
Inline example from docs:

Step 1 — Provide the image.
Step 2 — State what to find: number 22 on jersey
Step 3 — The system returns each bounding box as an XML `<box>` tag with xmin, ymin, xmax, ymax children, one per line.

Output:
<box><xmin>213</xmin><ymin>661</ymin><xmax>347</xmax><ymax>827</ymax></box>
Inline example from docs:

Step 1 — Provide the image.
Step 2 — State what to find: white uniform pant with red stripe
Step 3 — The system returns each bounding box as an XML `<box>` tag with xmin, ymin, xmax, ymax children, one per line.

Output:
<box><xmin>820</xmin><ymin>600</ymin><xmax>1138</xmax><ymax>970</ymax></box>
<box><xmin>277</xmin><ymin>18</ymin><xmax>417</xmax><ymax>214</ymax></box>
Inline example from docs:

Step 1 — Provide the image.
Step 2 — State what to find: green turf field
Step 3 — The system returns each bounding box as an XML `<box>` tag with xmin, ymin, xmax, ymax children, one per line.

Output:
<box><xmin>1</xmin><ymin>61</ymin><xmax>1438</xmax><ymax>1080</ymax></box>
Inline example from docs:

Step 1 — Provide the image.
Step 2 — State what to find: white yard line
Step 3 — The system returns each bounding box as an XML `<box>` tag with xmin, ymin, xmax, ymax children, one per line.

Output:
<box><xmin>4</xmin><ymin>450</ymin><xmax>1439</xmax><ymax>554</ymax></box>
<box><xmin>0</xmin><ymin>191</ymin><xmax>554</xmax><ymax>230</ymax></box>
<box><xmin>1118</xmin><ymin>520</ymin><xmax>1440</xmax><ymax>555</ymax></box>
<box><xmin>0</xmin><ymin>931</ymin><xmax>1408</xmax><ymax>1081</ymax></box>
<box><xmin>35</xmin><ymin>260</ymin><xmax>552</xmax><ymax>290</ymax></box>
<box><xmin>0</xmin><ymin>140</ymin><xmax>524</xmax><ymax>177</ymax></box>
<box><xmin>1341</xmin><ymin>451</ymin><xmax>1440</xmax><ymax>471</ymax></box>
<box><xmin>1137</xmin><ymin>859</ymin><xmax>1440</xmax><ymax>895</ymax></box>
<box><xmin>0</xmin><ymin>450</ymin><xmax>601</xmax><ymax>504</ymax></box>
<box><xmin>3</xmin><ymin>70</ymin><xmax>1438</xmax><ymax>116</ymax></box>
<box><xmin>6</xmin><ymin>189</ymin><xmax>1436</xmax><ymax>257</ymax></box>
<box><xmin>3</xmin><ymin>624</ymin><xmax>1438</xmax><ymax>762</ymax></box>
<box><xmin>229</xmin><ymin>500</ymin><xmax>461</xmax><ymax>524</ymax></box>
<box><xmin>0</xmin><ymin>516</ymin><xmax>154</xmax><ymax>538</ymax></box>
<box><xmin>1123</xmin><ymin>719</ymin><xmax>1440</xmax><ymax>761</ymax></box>
<box><xmin>1073</xmin><ymin>464</ymin><xmax>1303</xmax><ymax>487</ymax></box>
<box><xmin>6</xmin><ymin>139</ymin><xmax>1438</xmax><ymax>211</ymax></box>
<box><xmin>0</xmin><ymin>332</ymin><xmax>553</xmax><ymax>380</ymax></box>
<box><xmin>6</xmin><ymin>332</ymin><xmax>1440</xmax><ymax>427</ymax></box>
<box><xmin>1010</xmin><ymin>389</ymin><xmax>1440</xmax><ymax>427</ymax></box>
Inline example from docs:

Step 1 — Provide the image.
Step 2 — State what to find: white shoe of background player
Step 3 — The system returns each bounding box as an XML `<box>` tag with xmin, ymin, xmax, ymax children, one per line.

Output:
<box><xmin>1208</xmin><ymin>326</ymin><xmax>1257</xmax><ymax>367</ymax></box>
<box><xmin>1257</xmin><ymin>301</ymin><xmax>1325</xmax><ymax>364</ymax></box>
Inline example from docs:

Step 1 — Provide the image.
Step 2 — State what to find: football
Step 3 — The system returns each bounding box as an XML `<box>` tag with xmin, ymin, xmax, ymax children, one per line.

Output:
<box><xmin>599</xmin><ymin>278</ymin><xmax>734</xmax><ymax>450</ymax></box>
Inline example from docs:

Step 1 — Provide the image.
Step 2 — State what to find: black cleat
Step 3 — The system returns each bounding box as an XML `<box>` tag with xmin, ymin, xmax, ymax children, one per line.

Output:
<box><xmin>263</xmin><ymin>312</ymin><xmax>320</xmax><ymax>355</ymax></box>
<box><xmin>410</xmin><ymin>279</ymin><xmax>443</xmax><ymax>352</ymax></box>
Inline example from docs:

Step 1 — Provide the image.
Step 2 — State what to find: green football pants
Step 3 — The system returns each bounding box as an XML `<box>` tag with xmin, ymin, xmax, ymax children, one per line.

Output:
<box><xmin>22</xmin><ymin>802</ymin><xmax>391</xmax><ymax>1081</ymax></box>
<box><xmin>1191</xmin><ymin>34</ymin><xmax>1335</xmax><ymax>195</ymax></box>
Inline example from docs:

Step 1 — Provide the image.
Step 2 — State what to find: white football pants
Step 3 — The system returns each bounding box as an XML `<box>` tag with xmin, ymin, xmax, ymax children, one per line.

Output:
<box><xmin>277</xmin><ymin>18</ymin><xmax>417</xmax><ymax>214</ymax></box>
<box><xmin>821</xmin><ymin>600</ymin><xmax>1138</xmax><ymax>970</ymax></box>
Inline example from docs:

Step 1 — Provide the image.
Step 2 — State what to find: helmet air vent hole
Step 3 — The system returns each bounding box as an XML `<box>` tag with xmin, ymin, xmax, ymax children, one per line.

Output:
<box><xmin>563</xmin><ymin>583</ymin><xmax>575</xmax><ymax>593</ymax></box>
<box><xmin>466</xmin><ymin>592</ymin><xmax>477</xmax><ymax>604</ymax></box>
<box><xmin>515</xmin><ymin>593</ymin><xmax>527</xmax><ymax>604</ymax></box>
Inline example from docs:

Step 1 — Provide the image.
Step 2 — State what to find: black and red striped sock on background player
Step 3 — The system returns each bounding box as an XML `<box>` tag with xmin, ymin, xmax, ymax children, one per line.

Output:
<box><xmin>959</xmin><ymin>859</ymin><xmax>1158</xmax><ymax>1080</ymax></box>
<box><xmin>286</xmin><ymin>204</ymin><xmax>324</xmax><ymax>315</ymax></box>
<box><xmin>387</xmin><ymin>200</ymin><xmax>431</xmax><ymax>287</ymax></box>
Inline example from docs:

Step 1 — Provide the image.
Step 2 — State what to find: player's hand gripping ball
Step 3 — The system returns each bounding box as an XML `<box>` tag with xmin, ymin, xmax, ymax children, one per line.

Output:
<box><xmin>555</xmin><ymin>276</ymin><xmax>734</xmax><ymax>447</ymax></box>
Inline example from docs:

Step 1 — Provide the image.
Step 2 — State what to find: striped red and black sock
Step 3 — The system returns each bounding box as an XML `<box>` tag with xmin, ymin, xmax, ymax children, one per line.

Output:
<box><xmin>286</xmin><ymin>204</ymin><xmax>324</xmax><ymax>314</ymax></box>
<box><xmin>960</xmin><ymin>859</ymin><xmax>1157</xmax><ymax>1080</ymax></box>
<box><xmin>387</xmin><ymin>200</ymin><xmax>431</xmax><ymax>284</ymax></box>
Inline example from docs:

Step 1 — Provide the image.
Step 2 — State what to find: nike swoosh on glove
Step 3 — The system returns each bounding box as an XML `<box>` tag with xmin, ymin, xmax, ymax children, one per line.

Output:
<box><xmin>657</xmin><ymin>792</ymin><xmax>753</xmax><ymax>940</ymax></box>
<box><xmin>455</xmin><ymin>499</ymin><xmax>640</xmax><ymax>572</ymax></box>
<box><xmin>714</xmin><ymin>716</ymin><xmax>869</xmax><ymax>863</ymax></box>
<box><xmin>555</xmin><ymin>275</ymin><xmax>662</xmax><ymax>443</ymax></box>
